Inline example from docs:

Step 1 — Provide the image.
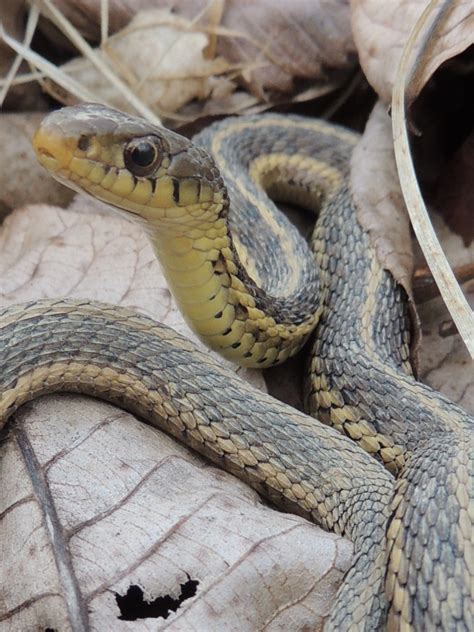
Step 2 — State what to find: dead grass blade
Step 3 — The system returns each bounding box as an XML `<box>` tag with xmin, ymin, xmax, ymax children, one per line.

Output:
<box><xmin>392</xmin><ymin>0</ymin><xmax>474</xmax><ymax>359</ymax></box>
<box><xmin>0</xmin><ymin>26</ymin><xmax>100</xmax><ymax>103</ymax></box>
<box><xmin>0</xmin><ymin>5</ymin><xmax>39</xmax><ymax>106</ymax></box>
<box><xmin>31</xmin><ymin>0</ymin><xmax>161</xmax><ymax>125</ymax></box>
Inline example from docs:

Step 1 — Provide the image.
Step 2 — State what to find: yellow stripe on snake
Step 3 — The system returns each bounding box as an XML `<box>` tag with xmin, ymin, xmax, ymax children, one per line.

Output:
<box><xmin>0</xmin><ymin>104</ymin><xmax>471</xmax><ymax>630</ymax></box>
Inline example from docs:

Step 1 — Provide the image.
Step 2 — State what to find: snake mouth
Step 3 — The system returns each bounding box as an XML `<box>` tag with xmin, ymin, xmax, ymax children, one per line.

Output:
<box><xmin>33</xmin><ymin>126</ymin><xmax>74</xmax><ymax>173</ymax></box>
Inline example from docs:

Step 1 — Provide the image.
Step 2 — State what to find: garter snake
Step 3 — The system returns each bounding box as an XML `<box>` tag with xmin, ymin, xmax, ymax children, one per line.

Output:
<box><xmin>0</xmin><ymin>104</ymin><xmax>471</xmax><ymax>630</ymax></box>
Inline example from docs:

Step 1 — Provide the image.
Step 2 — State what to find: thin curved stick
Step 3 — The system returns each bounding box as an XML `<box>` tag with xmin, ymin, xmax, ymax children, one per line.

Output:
<box><xmin>392</xmin><ymin>0</ymin><xmax>474</xmax><ymax>359</ymax></box>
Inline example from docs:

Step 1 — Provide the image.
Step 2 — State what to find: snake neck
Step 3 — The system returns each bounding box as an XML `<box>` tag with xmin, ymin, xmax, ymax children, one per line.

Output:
<box><xmin>149</xmin><ymin>192</ymin><xmax>319</xmax><ymax>368</ymax></box>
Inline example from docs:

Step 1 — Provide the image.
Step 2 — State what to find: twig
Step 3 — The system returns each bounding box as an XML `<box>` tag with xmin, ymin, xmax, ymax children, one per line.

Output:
<box><xmin>0</xmin><ymin>26</ymin><xmax>100</xmax><ymax>104</ymax></box>
<box><xmin>0</xmin><ymin>5</ymin><xmax>39</xmax><ymax>106</ymax></box>
<box><xmin>391</xmin><ymin>0</ymin><xmax>474</xmax><ymax>359</ymax></box>
<box><xmin>31</xmin><ymin>0</ymin><xmax>161</xmax><ymax>125</ymax></box>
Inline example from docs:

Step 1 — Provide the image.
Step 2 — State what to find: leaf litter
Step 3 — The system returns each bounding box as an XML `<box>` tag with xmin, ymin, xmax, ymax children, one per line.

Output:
<box><xmin>0</xmin><ymin>0</ymin><xmax>473</xmax><ymax>629</ymax></box>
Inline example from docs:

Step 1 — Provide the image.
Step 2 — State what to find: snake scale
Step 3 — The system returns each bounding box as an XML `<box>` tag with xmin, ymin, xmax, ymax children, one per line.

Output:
<box><xmin>0</xmin><ymin>104</ymin><xmax>471</xmax><ymax>630</ymax></box>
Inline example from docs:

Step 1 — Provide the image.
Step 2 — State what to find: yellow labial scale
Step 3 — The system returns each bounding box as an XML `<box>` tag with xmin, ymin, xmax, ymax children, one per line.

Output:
<box><xmin>87</xmin><ymin>164</ymin><xmax>106</xmax><ymax>184</ymax></box>
<box><xmin>84</xmin><ymin>184</ymin><xmax>122</xmax><ymax>209</ymax></box>
<box><xmin>101</xmin><ymin>167</ymin><xmax>118</xmax><ymax>189</ymax></box>
<box><xmin>169</xmin><ymin>262</ymin><xmax>214</xmax><ymax>288</ymax></box>
<box><xmin>129</xmin><ymin>179</ymin><xmax>153</xmax><ymax>205</ymax></box>
<box><xmin>110</xmin><ymin>171</ymin><xmax>135</xmax><ymax>197</ymax></box>
<box><xmin>180</xmin><ymin>290</ymin><xmax>228</xmax><ymax>320</ymax></box>
<box><xmin>152</xmin><ymin>176</ymin><xmax>175</xmax><ymax>207</ymax></box>
<box><xmin>70</xmin><ymin>157</ymin><xmax>93</xmax><ymax>178</ymax></box>
<box><xmin>178</xmin><ymin>178</ymin><xmax>200</xmax><ymax>206</ymax></box>
<box><xmin>195</xmin><ymin>304</ymin><xmax>235</xmax><ymax>335</ymax></box>
<box><xmin>199</xmin><ymin>184</ymin><xmax>213</xmax><ymax>203</ymax></box>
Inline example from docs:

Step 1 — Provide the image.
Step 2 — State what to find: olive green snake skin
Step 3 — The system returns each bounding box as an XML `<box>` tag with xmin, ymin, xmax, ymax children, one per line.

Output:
<box><xmin>0</xmin><ymin>104</ymin><xmax>471</xmax><ymax>630</ymax></box>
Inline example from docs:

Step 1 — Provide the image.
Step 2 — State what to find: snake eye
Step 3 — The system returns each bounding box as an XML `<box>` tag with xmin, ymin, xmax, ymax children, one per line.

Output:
<box><xmin>124</xmin><ymin>136</ymin><xmax>162</xmax><ymax>176</ymax></box>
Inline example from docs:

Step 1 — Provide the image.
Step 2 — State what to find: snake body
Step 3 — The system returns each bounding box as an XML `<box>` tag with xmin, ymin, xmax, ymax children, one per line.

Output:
<box><xmin>0</xmin><ymin>104</ymin><xmax>471</xmax><ymax>630</ymax></box>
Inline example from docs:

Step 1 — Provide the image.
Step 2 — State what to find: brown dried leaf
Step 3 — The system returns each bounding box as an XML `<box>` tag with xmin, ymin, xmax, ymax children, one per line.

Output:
<box><xmin>2</xmin><ymin>396</ymin><xmax>351</xmax><ymax>630</ymax></box>
<box><xmin>47</xmin><ymin>0</ymin><xmax>357</xmax><ymax>98</ymax></box>
<box><xmin>0</xmin><ymin>113</ymin><xmax>74</xmax><ymax>219</ymax></box>
<box><xmin>43</xmin><ymin>9</ymin><xmax>234</xmax><ymax>119</ymax></box>
<box><xmin>188</xmin><ymin>0</ymin><xmax>357</xmax><ymax>97</ymax></box>
<box><xmin>0</xmin><ymin>201</ymin><xmax>353</xmax><ymax>629</ymax></box>
<box><xmin>351</xmin><ymin>0</ymin><xmax>474</xmax><ymax>104</ymax></box>
<box><xmin>350</xmin><ymin>102</ymin><xmax>413</xmax><ymax>295</ymax></box>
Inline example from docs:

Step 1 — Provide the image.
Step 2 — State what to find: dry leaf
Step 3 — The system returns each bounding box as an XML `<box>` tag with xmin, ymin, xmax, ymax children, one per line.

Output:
<box><xmin>184</xmin><ymin>0</ymin><xmax>357</xmax><ymax>97</ymax></box>
<box><xmin>46</xmin><ymin>0</ymin><xmax>357</xmax><ymax>98</ymax></box>
<box><xmin>0</xmin><ymin>113</ymin><xmax>74</xmax><ymax>219</ymax></box>
<box><xmin>350</xmin><ymin>102</ymin><xmax>414</xmax><ymax>295</ymax></box>
<box><xmin>351</xmin><ymin>101</ymin><xmax>473</xmax><ymax>404</ymax></box>
<box><xmin>351</xmin><ymin>0</ymin><xmax>474</xmax><ymax>104</ymax></box>
<box><xmin>0</xmin><ymin>201</ymin><xmax>353</xmax><ymax>629</ymax></box>
<box><xmin>1</xmin><ymin>396</ymin><xmax>352</xmax><ymax>630</ymax></box>
<box><xmin>43</xmin><ymin>9</ymin><xmax>235</xmax><ymax>119</ymax></box>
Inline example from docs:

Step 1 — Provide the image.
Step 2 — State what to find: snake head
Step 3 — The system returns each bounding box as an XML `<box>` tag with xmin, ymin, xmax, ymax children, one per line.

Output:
<box><xmin>33</xmin><ymin>103</ymin><xmax>226</xmax><ymax>230</ymax></box>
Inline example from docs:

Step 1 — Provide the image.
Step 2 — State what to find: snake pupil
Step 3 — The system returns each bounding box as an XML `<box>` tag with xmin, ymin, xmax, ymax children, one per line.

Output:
<box><xmin>131</xmin><ymin>142</ymin><xmax>156</xmax><ymax>166</ymax></box>
<box><xmin>124</xmin><ymin>136</ymin><xmax>162</xmax><ymax>176</ymax></box>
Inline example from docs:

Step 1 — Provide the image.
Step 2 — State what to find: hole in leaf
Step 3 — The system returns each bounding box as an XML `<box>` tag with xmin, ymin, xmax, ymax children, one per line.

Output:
<box><xmin>115</xmin><ymin>575</ymin><xmax>199</xmax><ymax>621</ymax></box>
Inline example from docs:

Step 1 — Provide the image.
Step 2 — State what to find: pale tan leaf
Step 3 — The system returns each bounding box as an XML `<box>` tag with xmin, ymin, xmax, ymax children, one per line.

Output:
<box><xmin>43</xmin><ymin>9</ymin><xmax>235</xmax><ymax>119</ymax></box>
<box><xmin>350</xmin><ymin>102</ymin><xmax>413</xmax><ymax>296</ymax></box>
<box><xmin>351</xmin><ymin>0</ymin><xmax>474</xmax><ymax>103</ymax></box>
<box><xmin>1</xmin><ymin>396</ymin><xmax>352</xmax><ymax>630</ymax></box>
<box><xmin>46</xmin><ymin>0</ymin><xmax>357</xmax><ymax>98</ymax></box>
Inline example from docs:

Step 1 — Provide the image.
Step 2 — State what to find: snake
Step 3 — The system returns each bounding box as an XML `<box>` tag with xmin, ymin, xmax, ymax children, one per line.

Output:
<box><xmin>0</xmin><ymin>103</ymin><xmax>471</xmax><ymax>630</ymax></box>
